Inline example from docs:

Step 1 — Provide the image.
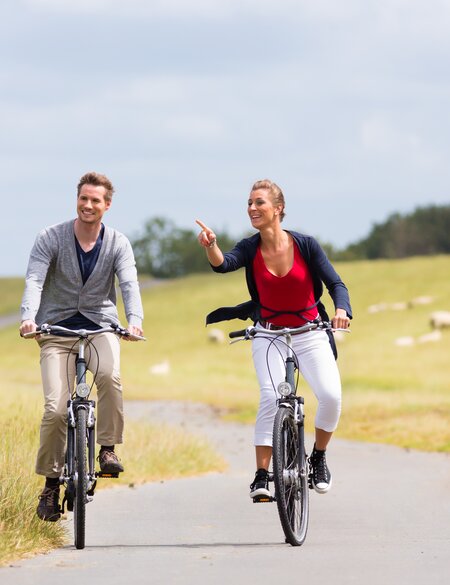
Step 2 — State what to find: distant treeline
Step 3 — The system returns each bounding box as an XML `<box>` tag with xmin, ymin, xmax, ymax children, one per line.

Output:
<box><xmin>131</xmin><ymin>204</ymin><xmax>450</xmax><ymax>277</ymax></box>
<box><xmin>330</xmin><ymin>204</ymin><xmax>450</xmax><ymax>261</ymax></box>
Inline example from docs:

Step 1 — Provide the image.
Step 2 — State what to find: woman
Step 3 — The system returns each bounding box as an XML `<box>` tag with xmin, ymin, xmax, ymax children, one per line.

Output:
<box><xmin>196</xmin><ymin>179</ymin><xmax>352</xmax><ymax>498</ymax></box>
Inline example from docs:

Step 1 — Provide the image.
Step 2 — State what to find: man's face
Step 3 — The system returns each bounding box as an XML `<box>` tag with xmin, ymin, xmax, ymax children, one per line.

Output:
<box><xmin>76</xmin><ymin>184</ymin><xmax>111</xmax><ymax>225</ymax></box>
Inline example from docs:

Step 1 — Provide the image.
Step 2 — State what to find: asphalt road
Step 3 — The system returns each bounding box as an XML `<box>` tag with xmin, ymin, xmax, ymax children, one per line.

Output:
<box><xmin>1</xmin><ymin>401</ymin><xmax>449</xmax><ymax>585</ymax></box>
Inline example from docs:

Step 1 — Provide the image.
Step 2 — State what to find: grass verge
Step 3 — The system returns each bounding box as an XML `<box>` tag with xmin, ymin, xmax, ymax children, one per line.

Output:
<box><xmin>0</xmin><ymin>386</ymin><xmax>225</xmax><ymax>566</ymax></box>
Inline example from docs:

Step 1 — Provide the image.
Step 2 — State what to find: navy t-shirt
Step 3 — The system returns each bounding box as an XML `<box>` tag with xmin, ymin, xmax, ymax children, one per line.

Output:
<box><xmin>55</xmin><ymin>226</ymin><xmax>105</xmax><ymax>330</ymax></box>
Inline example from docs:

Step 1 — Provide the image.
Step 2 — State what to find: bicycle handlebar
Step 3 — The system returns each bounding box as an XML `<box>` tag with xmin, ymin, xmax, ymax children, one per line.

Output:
<box><xmin>229</xmin><ymin>329</ymin><xmax>248</xmax><ymax>339</ymax></box>
<box><xmin>23</xmin><ymin>323</ymin><xmax>146</xmax><ymax>341</ymax></box>
<box><xmin>229</xmin><ymin>320</ymin><xmax>348</xmax><ymax>341</ymax></box>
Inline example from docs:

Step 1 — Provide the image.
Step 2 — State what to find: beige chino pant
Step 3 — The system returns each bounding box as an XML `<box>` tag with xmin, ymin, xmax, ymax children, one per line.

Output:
<box><xmin>36</xmin><ymin>333</ymin><xmax>123</xmax><ymax>478</ymax></box>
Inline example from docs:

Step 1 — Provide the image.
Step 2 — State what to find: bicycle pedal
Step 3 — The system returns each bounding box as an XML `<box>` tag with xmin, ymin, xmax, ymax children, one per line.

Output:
<box><xmin>253</xmin><ymin>495</ymin><xmax>275</xmax><ymax>503</ymax></box>
<box><xmin>96</xmin><ymin>471</ymin><xmax>119</xmax><ymax>478</ymax></box>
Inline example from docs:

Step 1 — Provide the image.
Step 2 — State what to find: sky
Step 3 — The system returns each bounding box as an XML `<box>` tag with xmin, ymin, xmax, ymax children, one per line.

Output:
<box><xmin>1</xmin><ymin>0</ymin><xmax>450</xmax><ymax>276</ymax></box>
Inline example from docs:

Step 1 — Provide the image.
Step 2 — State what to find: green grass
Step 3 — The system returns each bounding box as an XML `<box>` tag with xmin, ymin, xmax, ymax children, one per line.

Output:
<box><xmin>1</xmin><ymin>255</ymin><xmax>449</xmax><ymax>562</ymax></box>
<box><xmin>0</xmin><ymin>278</ymin><xmax>23</xmax><ymax>316</ymax></box>
<box><xmin>2</xmin><ymin>256</ymin><xmax>450</xmax><ymax>454</ymax></box>
<box><xmin>112</xmin><ymin>256</ymin><xmax>450</xmax><ymax>452</ymax></box>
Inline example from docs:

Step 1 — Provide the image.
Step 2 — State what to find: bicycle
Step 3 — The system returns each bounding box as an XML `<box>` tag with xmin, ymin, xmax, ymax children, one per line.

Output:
<box><xmin>229</xmin><ymin>319</ymin><xmax>342</xmax><ymax>547</ymax></box>
<box><xmin>24</xmin><ymin>323</ymin><xmax>145</xmax><ymax>549</ymax></box>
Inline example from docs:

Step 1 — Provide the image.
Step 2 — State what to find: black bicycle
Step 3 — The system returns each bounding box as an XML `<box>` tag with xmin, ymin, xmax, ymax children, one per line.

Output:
<box><xmin>230</xmin><ymin>319</ymin><xmax>338</xmax><ymax>546</ymax></box>
<box><xmin>24</xmin><ymin>323</ymin><xmax>145</xmax><ymax>549</ymax></box>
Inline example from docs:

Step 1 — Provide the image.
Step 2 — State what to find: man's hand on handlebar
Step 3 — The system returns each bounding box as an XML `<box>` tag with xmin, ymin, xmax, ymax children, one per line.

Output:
<box><xmin>122</xmin><ymin>324</ymin><xmax>145</xmax><ymax>341</ymax></box>
<box><xmin>20</xmin><ymin>320</ymin><xmax>38</xmax><ymax>338</ymax></box>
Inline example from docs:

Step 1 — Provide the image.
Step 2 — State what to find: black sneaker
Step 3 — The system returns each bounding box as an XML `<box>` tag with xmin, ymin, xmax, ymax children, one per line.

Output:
<box><xmin>249</xmin><ymin>468</ymin><xmax>270</xmax><ymax>499</ymax></box>
<box><xmin>308</xmin><ymin>447</ymin><xmax>332</xmax><ymax>494</ymax></box>
<box><xmin>36</xmin><ymin>486</ymin><xmax>61</xmax><ymax>522</ymax></box>
<box><xmin>98</xmin><ymin>449</ymin><xmax>124</xmax><ymax>473</ymax></box>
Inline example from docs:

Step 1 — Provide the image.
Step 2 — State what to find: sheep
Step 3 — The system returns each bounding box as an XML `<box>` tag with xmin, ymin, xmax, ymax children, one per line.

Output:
<box><xmin>208</xmin><ymin>328</ymin><xmax>225</xmax><ymax>343</ymax></box>
<box><xmin>429</xmin><ymin>311</ymin><xmax>450</xmax><ymax>329</ymax></box>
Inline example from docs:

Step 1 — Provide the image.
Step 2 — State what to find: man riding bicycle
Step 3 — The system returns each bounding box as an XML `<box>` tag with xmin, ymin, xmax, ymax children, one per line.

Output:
<box><xmin>19</xmin><ymin>172</ymin><xmax>144</xmax><ymax>522</ymax></box>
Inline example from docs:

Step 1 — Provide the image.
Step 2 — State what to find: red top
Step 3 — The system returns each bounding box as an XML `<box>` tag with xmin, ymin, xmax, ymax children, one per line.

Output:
<box><xmin>253</xmin><ymin>243</ymin><xmax>318</xmax><ymax>326</ymax></box>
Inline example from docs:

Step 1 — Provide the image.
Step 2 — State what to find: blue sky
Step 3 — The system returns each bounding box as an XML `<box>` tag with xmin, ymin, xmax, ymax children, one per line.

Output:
<box><xmin>2</xmin><ymin>0</ymin><xmax>450</xmax><ymax>276</ymax></box>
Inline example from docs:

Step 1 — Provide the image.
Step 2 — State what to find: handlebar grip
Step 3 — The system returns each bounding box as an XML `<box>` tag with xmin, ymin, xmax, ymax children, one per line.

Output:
<box><xmin>229</xmin><ymin>329</ymin><xmax>247</xmax><ymax>339</ymax></box>
<box><xmin>22</xmin><ymin>325</ymin><xmax>46</xmax><ymax>338</ymax></box>
<box><xmin>22</xmin><ymin>331</ymin><xmax>38</xmax><ymax>339</ymax></box>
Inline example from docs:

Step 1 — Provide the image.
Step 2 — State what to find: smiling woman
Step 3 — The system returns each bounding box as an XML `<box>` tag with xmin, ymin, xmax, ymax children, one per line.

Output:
<box><xmin>196</xmin><ymin>179</ymin><xmax>352</xmax><ymax>499</ymax></box>
<box><xmin>248</xmin><ymin>179</ymin><xmax>286</xmax><ymax>228</ymax></box>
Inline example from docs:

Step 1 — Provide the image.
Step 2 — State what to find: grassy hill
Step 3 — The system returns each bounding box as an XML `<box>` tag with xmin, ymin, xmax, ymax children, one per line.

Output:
<box><xmin>2</xmin><ymin>255</ymin><xmax>450</xmax><ymax>452</ymax></box>
<box><xmin>0</xmin><ymin>278</ymin><xmax>23</xmax><ymax>316</ymax></box>
<box><xmin>2</xmin><ymin>257</ymin><xmax>448</xmax><ymax>563</ymax></box>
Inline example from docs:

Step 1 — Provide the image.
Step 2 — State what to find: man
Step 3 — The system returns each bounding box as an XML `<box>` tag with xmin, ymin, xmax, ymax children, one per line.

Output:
<box><xmin>20</xmin><ymin>171</ymin><xmax>144</xmax><ymax>522</ymax></box>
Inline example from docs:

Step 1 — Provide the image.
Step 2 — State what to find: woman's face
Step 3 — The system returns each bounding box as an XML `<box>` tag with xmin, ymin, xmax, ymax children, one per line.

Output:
<box><xmin>247</xmin><ymin>188</ymin><xmax>280</xmax><ymax>229</ymax></box>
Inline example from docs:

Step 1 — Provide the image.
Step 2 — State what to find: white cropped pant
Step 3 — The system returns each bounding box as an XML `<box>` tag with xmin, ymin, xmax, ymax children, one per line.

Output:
<box><xmin>252</xmin><ymin>325</ymin><xmax>342</xmax><ymax>446</ymax></box>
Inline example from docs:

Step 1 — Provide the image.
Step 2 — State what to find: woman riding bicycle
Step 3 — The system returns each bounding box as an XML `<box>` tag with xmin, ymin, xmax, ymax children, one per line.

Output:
<box><xmin>196</xmin><ymin>179</ymin><xmax>352</xmax><ymax>498</ymax></box>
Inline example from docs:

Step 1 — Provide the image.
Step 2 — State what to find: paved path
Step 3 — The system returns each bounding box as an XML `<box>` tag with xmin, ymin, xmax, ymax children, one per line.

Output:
<box><xmin>1</xmin><ymin>401</ymin><xmax>449</xmax><ymax>585</ymax></box>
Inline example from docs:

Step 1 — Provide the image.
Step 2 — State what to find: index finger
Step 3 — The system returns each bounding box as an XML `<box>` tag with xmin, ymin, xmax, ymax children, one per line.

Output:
<box><xmin>195</xmin><ymin>219</ymin><xmax>208</xmax><ymax>231</ymax></box>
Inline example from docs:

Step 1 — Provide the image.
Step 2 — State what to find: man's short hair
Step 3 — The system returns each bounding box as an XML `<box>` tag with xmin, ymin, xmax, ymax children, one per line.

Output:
<box><xmin>77</xmin><ymin>172</ymin><xmax>115</xmax><ymax>202</ymax></box>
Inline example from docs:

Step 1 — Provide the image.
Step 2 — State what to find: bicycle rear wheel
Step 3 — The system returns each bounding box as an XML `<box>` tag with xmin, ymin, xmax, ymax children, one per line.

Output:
<box><xmin>272</xmin><ymin>406</ymin><xmax>309</xmax><ymax>546</ymax></box>
<box><xmin>74</xmin><ymin>407</ymin><xmax>88</xmax><ymax>549</ymax></box>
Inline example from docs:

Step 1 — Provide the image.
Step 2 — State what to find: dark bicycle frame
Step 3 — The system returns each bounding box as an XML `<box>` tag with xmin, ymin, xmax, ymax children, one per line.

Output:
<box><xmin>229</xmin><ymin>319</ymin><xmax>338</xmax><ymax>546</ymax></box>
<box><xmin>24</xmin><ymin>323</ymin><xmax>145</xmax><ymax>549</ymax></box>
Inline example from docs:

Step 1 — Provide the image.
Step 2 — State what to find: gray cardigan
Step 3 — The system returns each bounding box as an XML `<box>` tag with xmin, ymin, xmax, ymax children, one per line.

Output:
<box><xmin>21</xmin><ymin>220</ymin><xmax>144</xmax><ymax>328</ymax></box>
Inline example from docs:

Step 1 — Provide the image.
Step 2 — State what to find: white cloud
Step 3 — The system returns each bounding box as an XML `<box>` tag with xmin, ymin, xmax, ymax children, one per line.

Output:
<box><xmin>360</xmin><ymin>113</ymin><xmax>442</xmax><ymax>172</ymax></box>
<box><xmin>2</xmin><ymin>0</ymin><xmax>450</xmax><ymax>276</ymax></box>
<box><xmin>165</xmin><ymin>115</ymin><xmax>226</xmax><ymax>141</ymax></box>
<box><xmin>23</xmin><ymin>0</ymin><xmax>297</xmax><ymax>19</ymax></box>
<box><xmin>21</xmin><ymin>0</ymin><xmax>450</xmax><ymax>32</ymax></box>
<box><xmin>361</xmin><ymin>114</ymin><xmax>420</xmax><ymax>154</ymax></box>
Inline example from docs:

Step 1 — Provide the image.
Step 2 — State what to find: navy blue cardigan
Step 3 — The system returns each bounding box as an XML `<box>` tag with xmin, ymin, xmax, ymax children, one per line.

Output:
<box><xmin>206</xmin><ymin>231</ymin><xmax>353</xmax><ymax>358</ymax></box>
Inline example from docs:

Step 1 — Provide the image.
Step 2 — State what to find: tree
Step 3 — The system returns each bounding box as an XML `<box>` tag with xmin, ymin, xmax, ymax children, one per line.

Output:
<box><xmin>342</xmin><ymin>204</ymin><xmax>450</xmax><ymax>259</ymax></box>
<box><xmin>131</xmin><ymin>216</ymin><xmax>236</xmax><ymax>278</ymax></box>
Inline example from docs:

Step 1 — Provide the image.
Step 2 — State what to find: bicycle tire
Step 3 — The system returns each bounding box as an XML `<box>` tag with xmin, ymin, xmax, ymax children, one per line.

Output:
<box><xmin>272</xmin><ymin>406</ymin><xmax>309</xmax><ymax>546</ymax></box>
<box><xmin>74</xmin><ymin>407</ymin><xmax>88</xmax><ymax>549</ymax></box>
<box><xmin>64</xmin><ymin>426</ymin><xmax>75</xmax><ymax>512</ymax></box>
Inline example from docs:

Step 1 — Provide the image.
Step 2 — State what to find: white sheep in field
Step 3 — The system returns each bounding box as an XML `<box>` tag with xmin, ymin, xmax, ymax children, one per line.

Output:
<box><xmin>429</xmin><ymin>311</ymin><xmax>450</xmax><ymax>329</ymax></box>
<box><xmin>418</xmin><ymin>331</ymin><xmax>442</xmax><ymax>343</ymax></box>
<box><xmin>207</xmin><ymin>328</ymin><xmax>225</xmax><ymax>343</ymax></box>
<box><xmin>410</xmin><ymin>296</ymin><xmax>434</xmax><ymax>307</ymax></box>
<box><xmin>149</xmin><ymin>360</ymin><xmax>170</xmax><ymax>375</ymax></box>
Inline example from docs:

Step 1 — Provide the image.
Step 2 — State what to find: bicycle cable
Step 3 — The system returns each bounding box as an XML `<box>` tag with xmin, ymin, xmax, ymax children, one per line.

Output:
<box><xmin>64</xmin><ymin>335</ymin><xmax>101</xmax><ymax>398</ymax></box>
<box><xmin>259</xmin><ymin>333</ymin><xmax>301</xmax><ymax>398</ymax></box>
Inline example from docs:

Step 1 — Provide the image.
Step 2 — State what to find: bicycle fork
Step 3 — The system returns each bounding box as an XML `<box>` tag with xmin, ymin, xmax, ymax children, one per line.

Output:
<box><xmin>61</xmin><ymin>347</ymin><xmax>97</xmax><ymax>513</ymax></box>
<box><xmin>75</xmin><ymin>346</ymin><xmax>97</xmax><ymax>494</ymax></box>
<box><xmin>285</xmin><ymin>353</ymin><xmax>308</xmax><ymax>483</ymax></box>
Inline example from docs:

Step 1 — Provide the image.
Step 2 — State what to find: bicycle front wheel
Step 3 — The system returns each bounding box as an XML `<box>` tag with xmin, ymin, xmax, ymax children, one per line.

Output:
<box><xmin>74</xmin><ymin>407</ymin><xmax>88</xmax><ymax>550</ymax></box>
<box><xmin>272</xmin><ymin>406</ymin><xmax>309</xmax><ymax>546</ymax></box>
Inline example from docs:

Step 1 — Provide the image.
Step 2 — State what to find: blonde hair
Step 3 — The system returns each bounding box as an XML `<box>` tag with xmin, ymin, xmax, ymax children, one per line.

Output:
<box><xmin>251</xmin><ymin>179</ymin><xmax>285</xmax><ymax>222</ymax></box>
